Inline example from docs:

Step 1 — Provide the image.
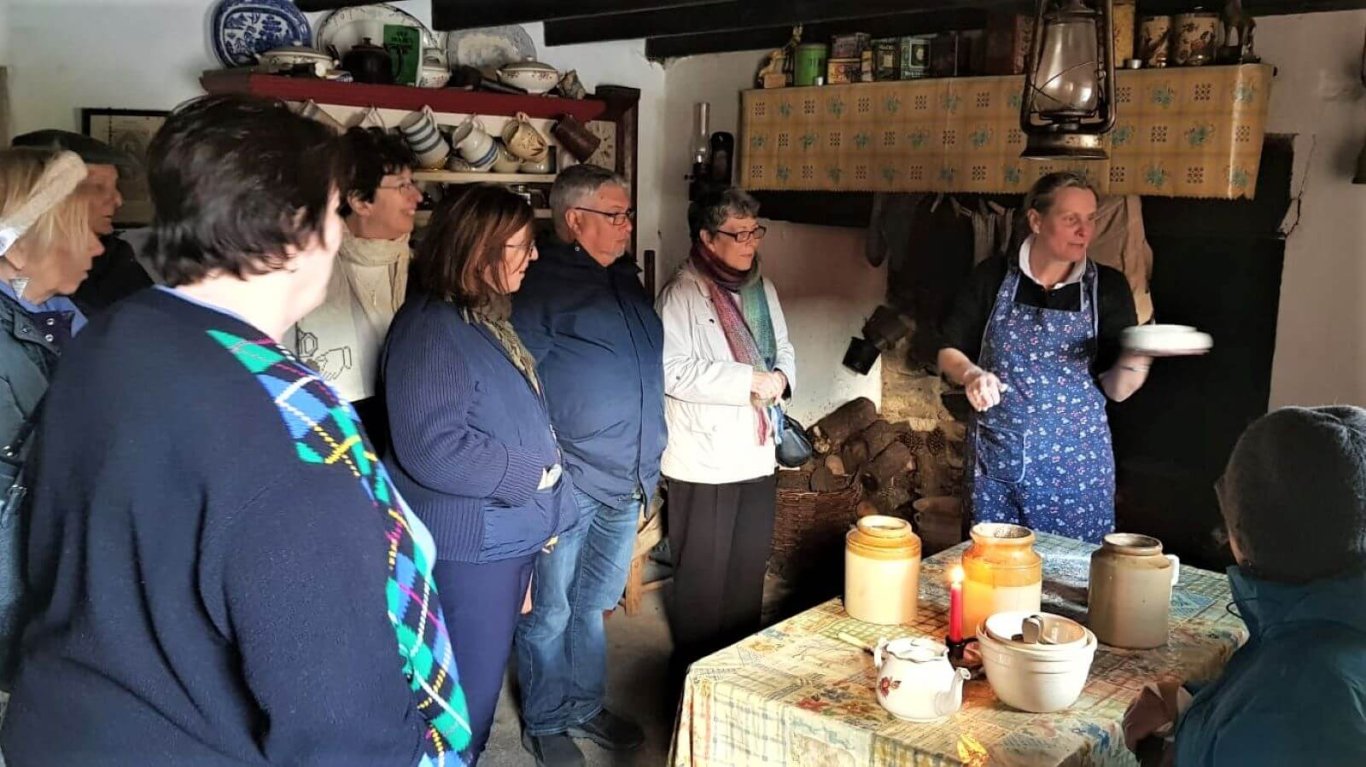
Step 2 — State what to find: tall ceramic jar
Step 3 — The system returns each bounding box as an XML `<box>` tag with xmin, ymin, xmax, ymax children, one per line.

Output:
<box><xmin>1088</xmin><ymin>533</ymin><xmax>1180</xmax><ymax>648</ymax></box>
<box><xmin>962</xmin><ymin>523</ymin><xmax>1043</xmax><ymax>637</ymax></box>
<box><xmin>845</xmin><ymin>516</ymin><xmax>922</xmax><ymax>625</ymax></box>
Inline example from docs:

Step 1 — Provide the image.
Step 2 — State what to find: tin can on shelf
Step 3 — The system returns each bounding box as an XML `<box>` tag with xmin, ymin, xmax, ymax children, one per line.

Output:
<box><xmin>872</xmin><ymin>38</ymin><xmax>900</xmax><ymax>81</ymax></box>
<box><xmin>831</xmin><ymin>32</ymin><xmax>871</xmax><ymax>59</ymax></box>
<box><xmin>1139</xmin><ymin>16</ymin><xmax>1172</xmax><ymax>68</ymax></box>
<box><xmin>1112</xmin><ymin>0</ymin><xmax>1136</xmax><ymax>64</ymax></box>
<box><xmin>1173</xmin><ymin>11</ymin><xmax>1221</xmax><ymax>66</ymax></box>
<box><xmin>794</xmin><ymin>43</ymin><xmax>829</xmax><ymax>86</ymax></box>
<box><xmin>827</xmin><ymin>57</ymin><xmax>862</xmax><ymax>85</ymax></box>
<box><xmin>899</xmin><ymin>35</ymin><xmax>930</xmax><ymax>79</ymax></box>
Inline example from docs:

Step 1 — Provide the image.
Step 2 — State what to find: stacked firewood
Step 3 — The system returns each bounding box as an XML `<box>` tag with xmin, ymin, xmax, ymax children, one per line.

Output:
<box><xmin>779</xmin><ymin>397</ymin><xmax>907</xmax><ymax>517</ymax></box>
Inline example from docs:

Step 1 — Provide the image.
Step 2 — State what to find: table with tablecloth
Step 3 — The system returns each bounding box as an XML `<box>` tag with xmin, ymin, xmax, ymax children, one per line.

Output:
<box><xmin>670</xmin><ymin>532</ymin><xmax>1248</xmax><ymax>767</ymax></box>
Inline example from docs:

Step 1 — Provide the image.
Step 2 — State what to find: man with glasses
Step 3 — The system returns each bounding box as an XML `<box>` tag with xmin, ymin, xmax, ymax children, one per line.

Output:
<box><xmin>512</xmin><ymin>164</ymin><xmax>665</xmax><ymax>767</ymax></box>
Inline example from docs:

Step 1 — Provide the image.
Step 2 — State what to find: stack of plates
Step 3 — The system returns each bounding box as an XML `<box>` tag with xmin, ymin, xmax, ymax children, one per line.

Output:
<box><xmin>1120</xmin><ymin>324</ymin><xmax>1214</xmax><ymax>356</ymax></box>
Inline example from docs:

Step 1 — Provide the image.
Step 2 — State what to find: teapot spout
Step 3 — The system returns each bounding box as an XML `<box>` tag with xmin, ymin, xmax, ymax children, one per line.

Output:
<box><xmin>934</xmin><ymin>667</ymin><xmax>971</xmax><ymax>717</ymax></box>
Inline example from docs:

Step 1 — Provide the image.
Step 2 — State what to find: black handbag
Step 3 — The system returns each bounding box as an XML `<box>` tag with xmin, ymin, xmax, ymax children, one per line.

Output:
<box><xmin>776</xmin><ymin>412</ymin><xmax>813</xmax><ymax>468</ymax></box>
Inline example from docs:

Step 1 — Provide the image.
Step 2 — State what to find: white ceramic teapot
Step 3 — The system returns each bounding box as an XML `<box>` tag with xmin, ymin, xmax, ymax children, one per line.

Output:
<box><xmin>873</xmin><ymin>637</ymin><xmax>970</xmax><ymax>722</ymax></box>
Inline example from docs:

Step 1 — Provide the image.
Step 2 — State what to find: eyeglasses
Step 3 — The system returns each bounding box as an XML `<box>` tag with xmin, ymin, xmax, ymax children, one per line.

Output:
<box><xmin>378</xmin><ymin>180</ymin><xmax>420</xmax><ymax>194</ymax></box>
<box><xmin>713</xmin><ymin>225</ymin><xmax>768</xmax><ymax>243</ymax></box>
<box><xmin>505</xmin><ymin>241</ymin><xmax>537</xmax><ymax>259</ymax></box>
<box><xmin>573</xmin><ymin>206</ymin><xmax>635</xmax><ymax>227</ymax></box>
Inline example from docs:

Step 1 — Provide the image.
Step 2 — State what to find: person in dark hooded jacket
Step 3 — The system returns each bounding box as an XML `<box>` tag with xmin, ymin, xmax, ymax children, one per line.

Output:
<box><xmin>1127</xmin><ymin>405</ymin><xmax>1366</xmax><ymax>766</ymax></box>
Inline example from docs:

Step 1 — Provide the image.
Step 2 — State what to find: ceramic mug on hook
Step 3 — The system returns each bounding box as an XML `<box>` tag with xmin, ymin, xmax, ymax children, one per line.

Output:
<box><xmin>399</xmin><ymin>106</ymin><xmax>451</xmax><ymax>169</ymax></box>
<box><xmin>353</xmin><ymin>105</ymin><xmax>387</xmax><ymax>131</ymax></box>
<box><xmin>297</xmin><ymin>100</ymin><xmax>344</xmax><ymax>134</ymax></box>
<box><xmin>450</xmin><ymin>115</ymin><xmax>496</xmax><ymax>168</ymax></box>
<box><xmin>502</xmin><ymin>112</ymin><xmax>549</xmax><ymax>161</ymax></box>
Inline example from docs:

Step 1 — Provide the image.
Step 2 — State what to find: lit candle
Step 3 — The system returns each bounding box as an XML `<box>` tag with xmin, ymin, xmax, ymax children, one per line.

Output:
<box><xmin>949</xmin><ymin>565</ymin><xmax>965</xmax><ymax>642</ymax></box>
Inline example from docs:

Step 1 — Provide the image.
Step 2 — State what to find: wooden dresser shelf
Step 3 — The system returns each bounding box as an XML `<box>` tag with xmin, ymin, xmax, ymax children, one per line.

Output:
<box><xmin>200</xmin><ymin>71</ymin><xmax>607</xmax><ymax>123</ymax></box>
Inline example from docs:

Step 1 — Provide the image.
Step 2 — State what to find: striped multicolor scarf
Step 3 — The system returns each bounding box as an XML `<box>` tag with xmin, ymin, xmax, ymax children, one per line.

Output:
<box><xmin>690</xmin><ymin>242</ymin><xmax>778</xmax><ymax>445</ymax></box>
<box><xmin>208</xmin><ymin>329</ymin><xmax>472</xmax><ymax>766</ymax></box>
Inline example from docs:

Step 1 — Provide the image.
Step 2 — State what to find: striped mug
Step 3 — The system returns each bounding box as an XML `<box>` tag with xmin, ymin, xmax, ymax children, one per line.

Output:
<box><xmin>398</xmin><ymin>106</ymin><xmax>451</xmax><ymax>169</ymax></box>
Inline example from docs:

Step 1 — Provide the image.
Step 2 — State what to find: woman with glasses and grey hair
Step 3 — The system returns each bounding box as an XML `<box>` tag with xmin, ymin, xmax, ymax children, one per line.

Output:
<box><xmin>657</xmin><ymin>186</ymin><xmax>795</xmax><ymax>681</ymax></box>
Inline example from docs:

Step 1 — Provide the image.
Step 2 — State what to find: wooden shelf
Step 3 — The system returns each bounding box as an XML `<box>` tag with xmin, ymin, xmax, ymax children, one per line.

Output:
<box><xmin>413</xmin><ymin>171</ymin><xmax>557</xmax><ymax>184</ymax></box>
<box><xmin>200</xmin><ymin>71</ymin><xmax>607</xmax><ymax>123</ymax></box>
<box><xmin>415</xmin><ymin>208</ymin><xmax>552</xmax><ymax>226</ymax></box>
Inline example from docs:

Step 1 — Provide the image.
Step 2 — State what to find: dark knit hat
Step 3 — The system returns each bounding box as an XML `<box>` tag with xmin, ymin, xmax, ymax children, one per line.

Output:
<box><xmin>11</xmin><ymin>129</ymin><xmax>140</xmax><ymax>173</ymax></box>
<box><xmin>1219</xmin><ymin>406</ymin><xmax>1366</xmax><ymax>583</ymax></box>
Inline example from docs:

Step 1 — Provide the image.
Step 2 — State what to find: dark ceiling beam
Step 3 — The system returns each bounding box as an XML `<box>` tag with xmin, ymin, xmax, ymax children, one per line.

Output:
<box><xmin>432</xmin><ymin>0</ymin><xmax>732</xmax><ymax>31</ymax></box>
<box><xmin>644</xmin><ymin>8</ymin><xmax>996</xmax><ymax>60</ymax></box>
<box><xmin>545</xmin><ymin>0</ymin><xmax>1014</xmax><ymax>47</ymax></box>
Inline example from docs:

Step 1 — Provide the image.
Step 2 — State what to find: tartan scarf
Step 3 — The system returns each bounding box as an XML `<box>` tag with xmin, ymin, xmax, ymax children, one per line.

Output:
<box><xmin>690</xmin><ymin>242</ymin><xmax>778</xmax><ymax>444</ymax></box>
<box><xmin>208</xmin><ymin>329</ymin><xmax>471</xmax><ymax>766</ymax></box>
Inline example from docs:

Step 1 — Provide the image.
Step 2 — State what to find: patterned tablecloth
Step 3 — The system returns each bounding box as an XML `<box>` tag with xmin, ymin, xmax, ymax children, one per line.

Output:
<box><xmin>670</xmin><ymin>533</ymin><xmax>1248</xmax><ymax>767</ymax></box>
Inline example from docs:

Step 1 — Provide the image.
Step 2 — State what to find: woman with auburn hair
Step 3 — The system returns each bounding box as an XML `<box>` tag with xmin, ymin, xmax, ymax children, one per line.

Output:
<box><xmin>381</xmin><ymin>184</ymin><xmax>581</xmax><ymax>763</ymax></box>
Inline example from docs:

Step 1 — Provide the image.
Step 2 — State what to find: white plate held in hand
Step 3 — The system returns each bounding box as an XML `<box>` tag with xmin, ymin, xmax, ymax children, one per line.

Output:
<box><xmin>1120</xmin><ymin>324</ymin><xmax>1213</xmax><ymax>357</ymax></box>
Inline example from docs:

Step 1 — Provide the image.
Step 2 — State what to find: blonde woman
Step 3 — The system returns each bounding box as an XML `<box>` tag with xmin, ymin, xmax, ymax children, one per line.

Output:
<box><xmin>0</xmin><ymin>147</ymin><xmax>102</xmax><ymax>707</ymax></box>
<box><xmin>0</xmin><ymin>148</ymin><xmax>103</xmax><ymax>439</ymax></box>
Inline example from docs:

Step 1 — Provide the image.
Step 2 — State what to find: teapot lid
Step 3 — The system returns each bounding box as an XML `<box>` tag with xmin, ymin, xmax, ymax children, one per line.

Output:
<box><xmin>350</xmin><ymin>37</ymin><xmax>387</xmax><ymax>53</ymax></box>
<box><xmin>882</xmin><ymin>637</ymin><xmax>947</xmax><ymax>662</ymax></box>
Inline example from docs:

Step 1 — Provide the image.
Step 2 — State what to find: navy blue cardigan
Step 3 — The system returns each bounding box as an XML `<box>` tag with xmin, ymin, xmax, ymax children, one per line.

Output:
<box><xmin>1</xmin><ymin>289</ymin><xmax>430</xmax><ymax>766</ymax></box>
<box><xmin>381</xmin><ymin>295</ymin><xmax>578</xmax><ymax>563</ymax></box>
<box><xmin>512</xmin><ymin>240</ymin><xmax>667</xmax><ymax>510</ymax></box>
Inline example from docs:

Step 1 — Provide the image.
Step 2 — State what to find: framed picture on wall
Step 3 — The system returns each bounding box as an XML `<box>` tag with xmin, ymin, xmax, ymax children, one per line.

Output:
<box><xmin>80</xmin><ymin>108</ymin><xmax>169</xmax><ymax>226</ymax></box>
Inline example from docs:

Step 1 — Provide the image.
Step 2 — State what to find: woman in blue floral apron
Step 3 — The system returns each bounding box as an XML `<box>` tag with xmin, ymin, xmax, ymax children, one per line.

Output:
<box><xmin>938</xmin><ymin>173</ymin><xmax>1154</xmax><ymax>543</ymax></box>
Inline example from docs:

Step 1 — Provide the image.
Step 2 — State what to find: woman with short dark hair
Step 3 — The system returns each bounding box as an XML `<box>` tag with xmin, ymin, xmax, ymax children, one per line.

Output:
<box><xmin>382</xmin><ymin>184</ymin><xmax>580</xmax><ymax>764</ymax></box>
<box><xmin>658</xmin><ymin>186</ymin><xmax>795</xmax><ymax>677</ymax></box>
<box><xmin>938</xmin><ymin>171</ymin><xmax>1150</xmax><ymax>542</ymax></box>
<box><xmin>0</xmin><ymin>95</ymin><xmax>470</xmax><ymax>766</ymax></box>
<box><xmin>292</xmin><ymin>127</ymin><xmax>421</xmax><ymax>450</ymax></box>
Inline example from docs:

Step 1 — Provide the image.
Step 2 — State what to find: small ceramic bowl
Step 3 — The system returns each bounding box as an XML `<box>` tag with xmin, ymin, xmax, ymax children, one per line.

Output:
<box><xmin>444</xmin><ymin>156</ymin><xmax>474</xmax><ymax>172</ymax></box>
<box><xmin>492</xmin><ymin>141</ymin><xmax>522</xmax><ymax>173</ymax></box>
<box><xmin>519</xmin><ymin>154</ymin><xmax>553</xmax><ymax>174</ymax></box>
<box><xmin>497</xmin><ymin>61</ymin><xmax>561</xmax><ymax>95</ymax></box>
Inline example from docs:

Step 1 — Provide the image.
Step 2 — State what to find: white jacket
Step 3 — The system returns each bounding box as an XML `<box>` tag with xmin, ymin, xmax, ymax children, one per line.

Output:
<box><xmin>658</xmin><ymin>263</ymin><xmax>796</xmax><ymax>484</ymax></box>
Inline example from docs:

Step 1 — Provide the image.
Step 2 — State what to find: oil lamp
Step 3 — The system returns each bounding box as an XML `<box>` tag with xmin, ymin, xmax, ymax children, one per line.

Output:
<box><xmin>1019</xmin><ymin>0</ymin><xmax>1117</xmax><ymax>160</ymax></box>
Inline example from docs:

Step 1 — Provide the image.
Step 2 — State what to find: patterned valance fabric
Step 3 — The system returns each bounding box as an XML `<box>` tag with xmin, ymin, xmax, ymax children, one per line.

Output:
<box><xmin>739</xmin><ymin>64</ymin><xmax>1272</xmax><ymax>199</ymax></box>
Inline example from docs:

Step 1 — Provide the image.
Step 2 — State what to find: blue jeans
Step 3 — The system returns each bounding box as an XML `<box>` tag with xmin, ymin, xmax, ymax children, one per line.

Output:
<box><xmin>515</xmin><ymin>489</ymin><xmax>639</xmax><ymax>735</ymax></box>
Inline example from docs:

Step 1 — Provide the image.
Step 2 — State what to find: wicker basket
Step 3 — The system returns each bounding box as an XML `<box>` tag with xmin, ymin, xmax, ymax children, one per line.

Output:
<box><xmin>769</xmin><ymin>480</ymin><xmax>862</xmax><ymax>580</ymax></box>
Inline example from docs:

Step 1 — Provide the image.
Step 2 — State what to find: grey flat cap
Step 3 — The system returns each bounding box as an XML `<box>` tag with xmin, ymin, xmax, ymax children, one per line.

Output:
<box><xmin>12</xmin><ymin>129</ymin><xmax>141</xmax><ymax>172</ymax></box>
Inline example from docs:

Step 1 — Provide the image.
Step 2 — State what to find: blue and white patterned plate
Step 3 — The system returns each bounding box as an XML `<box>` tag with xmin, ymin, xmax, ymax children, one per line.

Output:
<box><xmin>211</xmin><ymin>0</ymin><xmax>312</xmax><ymax>68</ymax></box>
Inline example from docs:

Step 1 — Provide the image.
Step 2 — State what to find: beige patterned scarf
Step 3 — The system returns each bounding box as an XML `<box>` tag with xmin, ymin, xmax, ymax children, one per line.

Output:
<box><xmin>465</xmin><ymin>294</ymin><xmax>541</xmax><ymax>395</ymax></box>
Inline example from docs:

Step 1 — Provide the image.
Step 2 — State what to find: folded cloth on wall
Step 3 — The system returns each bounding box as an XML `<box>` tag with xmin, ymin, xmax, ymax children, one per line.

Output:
<box><xmin>866</xmin><ymin>193</ymin><xmax>923</xmax><ymax>269</ymax></box>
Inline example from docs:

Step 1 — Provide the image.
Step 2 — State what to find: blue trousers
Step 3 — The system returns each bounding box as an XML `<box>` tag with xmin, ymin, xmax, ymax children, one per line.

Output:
<box><xmin>514</xmin><ymin>489</ymin><xmax>639</xmax><ymax>735</ymax></box>
<box><xmin>434</xmin><ymin>554</ymin><xmax>536</xmax><ymax>764</ymax></box>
